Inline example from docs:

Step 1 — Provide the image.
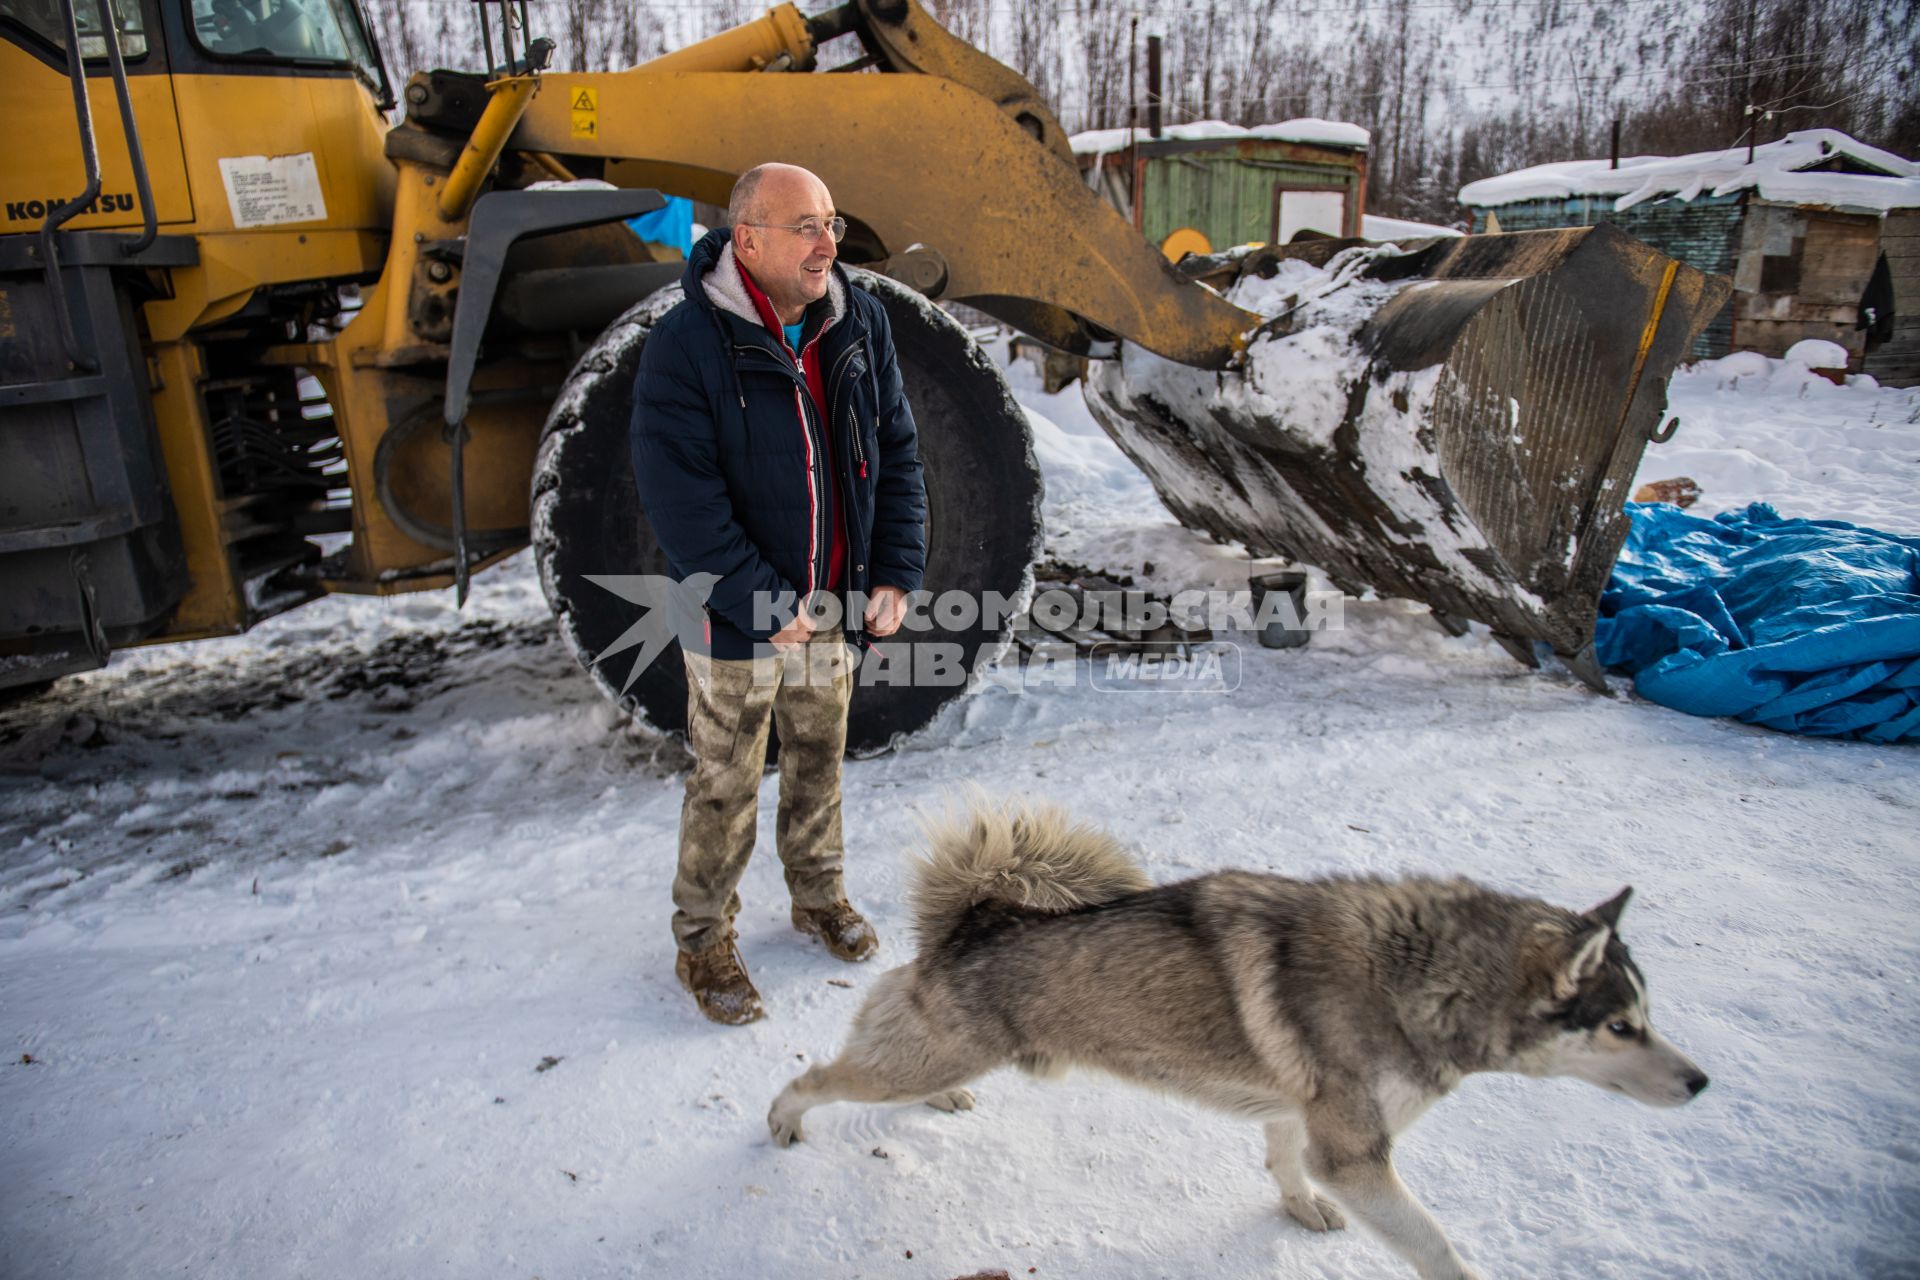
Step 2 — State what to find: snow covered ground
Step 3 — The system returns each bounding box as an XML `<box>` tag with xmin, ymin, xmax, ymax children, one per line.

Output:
<box><xmin>3</xmin><ymin>350</ymin><xmax>1917</xmax><ymax>1280</ymax></box>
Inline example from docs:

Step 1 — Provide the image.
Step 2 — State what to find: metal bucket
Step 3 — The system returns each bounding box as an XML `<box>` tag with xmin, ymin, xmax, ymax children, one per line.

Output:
<box><xmin>1085</xmin><ymin>224</ymin><xmax>1732</xmax><ymax>672</ymax></box>
<box><xmin>1251</xmin><ymin>570</ymin><xmax>1311</xmax><ymax>649</ymax></box>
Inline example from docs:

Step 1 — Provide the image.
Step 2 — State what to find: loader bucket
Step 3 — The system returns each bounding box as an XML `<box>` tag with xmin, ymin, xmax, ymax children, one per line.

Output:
<box><xmin>1084</xmin><ymin>223</ymin><xmax>1732</xmax><ymax>666</ymax></box>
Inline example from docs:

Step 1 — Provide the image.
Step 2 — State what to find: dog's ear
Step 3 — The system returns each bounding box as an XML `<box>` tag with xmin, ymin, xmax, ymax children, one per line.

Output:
<box><xmin>1584</xmin><ymin>886</ymin><xmax>1633</xmax><ymax>931</ymax></box>
<box><xmin>1525</xmin><ymin>920</ymin><xmax>1613</xmax><ymax>1004</ymax></box>
<box><xmin>1566</xmin><ymin>921</ymin><xmax>1611</xmax><ymax>991</ymax></box>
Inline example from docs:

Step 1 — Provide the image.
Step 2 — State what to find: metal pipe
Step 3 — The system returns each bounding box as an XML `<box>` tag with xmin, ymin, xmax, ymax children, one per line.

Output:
<box><xmin>94</xmin><ymin>0</ymin><xmax>156</xmax><ymax>253</ymax></box>
<box><xmin>528</xmin><ymin>151</ymin><xmax>575</xmax><ymax>182</ymax></box>
<box><xmin>41</xmin><ymin>0</ymin><xmax>103</xmax><ymax>370</ymax></box>
<box><xmin>446</xmin><ymin>419</ymin><xmax>470</xmax><ymax>605</ymax></box>
<box><xmin>805</xmin><ymin>3</ymin><xmax>859</xmax><ymax>46</ymax></box>
<box><xmin>436</xmin><ymin>75</ymin><xmax>540</xmax><ymax>223</ymax></box>
<box><xmin>478</xmin><ymin>3</ymin><xmax>496</xmax><ymax>77</ymax></box>
<box><xmin>636</xmin><ymin>2</ymin><xmax>817</xmax><ymax>74</ymax></box>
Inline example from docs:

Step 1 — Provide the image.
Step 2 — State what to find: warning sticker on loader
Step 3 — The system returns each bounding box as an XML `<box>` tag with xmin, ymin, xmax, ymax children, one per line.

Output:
<box><xmin>570</xmin><ymin>86</ymin><xmax>598</xmax><ymax>139</ymax></box>
<box><xmin>217</xmin><ymin>153</ymin><xmax>328</xmax><ymax>228</ymax></box>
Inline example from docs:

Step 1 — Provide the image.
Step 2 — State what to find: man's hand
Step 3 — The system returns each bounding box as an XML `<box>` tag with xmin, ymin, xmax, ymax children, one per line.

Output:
<box><xmin>864</xmin><ymin>585</ymin><xmax>909</xmax><ymax>638</ymax></box>
<box><xmin>768</xmin><ymin>610</ymin><xmax>818</xmax><ymax>652</ymax></box>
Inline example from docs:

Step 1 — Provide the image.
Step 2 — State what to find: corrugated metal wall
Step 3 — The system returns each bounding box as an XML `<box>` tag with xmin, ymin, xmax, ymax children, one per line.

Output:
<box><xmin>1140</xmin><ymin>151</ymin><xmax>1355</xmax><ymax>253</ymax></box>
<box><xmin>1474</xmin><ymin>193</ymin><xmax>1745</xmax><ymax>358</ymax></box>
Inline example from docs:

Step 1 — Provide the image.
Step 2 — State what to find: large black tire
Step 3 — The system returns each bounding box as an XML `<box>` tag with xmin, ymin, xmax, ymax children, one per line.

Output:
<box><xmin>532</xmin><ymin>271</ymin><xmax>1041</xmax><ymax>756</ymax></box>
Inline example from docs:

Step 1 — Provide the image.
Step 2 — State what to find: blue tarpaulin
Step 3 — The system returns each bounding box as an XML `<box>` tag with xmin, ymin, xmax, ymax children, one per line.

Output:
<box><xmin>627</xmin><ymin>196</ymin><xmax>694</xmax><ymax>257</ymax></box>
<box><xmin>1595</xmin><ymin>503</ymin><xmax>1920</xmax><ymax>743</ymax></box>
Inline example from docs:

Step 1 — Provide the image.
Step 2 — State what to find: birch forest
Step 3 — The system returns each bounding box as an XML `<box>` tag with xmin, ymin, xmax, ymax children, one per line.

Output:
<box><xmin>365</xmin><ymin>0</ymin><xmax>1920</xmax><ymax>224</ymax></box>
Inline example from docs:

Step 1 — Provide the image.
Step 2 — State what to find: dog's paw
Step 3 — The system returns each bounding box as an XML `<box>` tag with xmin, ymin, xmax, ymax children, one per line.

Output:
<box><xmin>767</xmin><ymin>1105</ymin><xmax>805</xmax><ymax>1149</ymax></box>
<box><xmin>924</xmin><ymin>1087</ymin><xmax>975</xmax><ymax>1114</ymax></box>
<box><xmin>1281</xmin><ymin>1192</ymin><xmax>1346</xmax><ymax>1233</ymax></box>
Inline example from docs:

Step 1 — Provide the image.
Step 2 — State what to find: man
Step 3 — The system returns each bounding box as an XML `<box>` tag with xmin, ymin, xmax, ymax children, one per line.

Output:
<box><xmin>630</xmin><ymin>163</ymin><xmax>927</xmax><ymax>1025</ymax></box>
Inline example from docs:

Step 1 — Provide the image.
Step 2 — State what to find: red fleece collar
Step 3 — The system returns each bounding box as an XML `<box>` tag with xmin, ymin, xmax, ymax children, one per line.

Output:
<box><xmin>735</xmin><ymin>264</ymin><xmax>795</xmax><ymax>349</ymax></box>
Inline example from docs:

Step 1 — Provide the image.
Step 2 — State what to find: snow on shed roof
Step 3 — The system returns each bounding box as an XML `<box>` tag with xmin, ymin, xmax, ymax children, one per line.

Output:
<box><xmin>1459</xmin><ymin>129</ymin><xmax>1920</xmax><ymax>215</ymax></box>
<box><xmin>1363</xmin><ymin>213</ymin><xmax>1463</xmax><ymax>240</ymax></box>
<box><xmin>1070</xmin><ymin>118</ymin><xmax>1369</xmax><ymax>157</ymax></box>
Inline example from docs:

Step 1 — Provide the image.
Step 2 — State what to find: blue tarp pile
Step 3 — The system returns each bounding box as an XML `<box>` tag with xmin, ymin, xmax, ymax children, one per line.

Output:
<box><xmin>1595</xmin><ymin>502</ymin><xmax>1920</xmax><ymax>743</ymax></box>
<box><xmin>627</xmin><ymin>196</ymin><xmax>694</xmax><ymax>257</ymax></box>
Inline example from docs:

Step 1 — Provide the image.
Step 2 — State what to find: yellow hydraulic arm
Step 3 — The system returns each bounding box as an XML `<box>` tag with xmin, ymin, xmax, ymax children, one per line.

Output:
<box><xmin>486</xmin><ymin>0</ymin><xmax>1259</xmax><ymax>367</ymax></box>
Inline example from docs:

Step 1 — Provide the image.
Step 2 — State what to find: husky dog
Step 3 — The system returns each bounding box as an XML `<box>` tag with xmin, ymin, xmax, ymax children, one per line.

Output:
<box><xmin>768</xmin><ymin>799</ymin><xmax>1709</xmax><ymax>1280</ymax></box>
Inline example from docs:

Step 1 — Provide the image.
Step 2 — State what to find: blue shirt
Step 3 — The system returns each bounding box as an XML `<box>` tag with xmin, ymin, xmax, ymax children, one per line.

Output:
<box><xmin>783</xmin><ymin>320</ymin><xmax>804</xmax><ymax>353</ymax></box>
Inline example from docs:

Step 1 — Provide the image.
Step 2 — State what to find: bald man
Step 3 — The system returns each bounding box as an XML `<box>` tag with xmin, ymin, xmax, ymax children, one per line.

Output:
<box><xmin>630</xmin><ymin>164</ymin><xmax>928</xmax><ymax>1024</ymax></box>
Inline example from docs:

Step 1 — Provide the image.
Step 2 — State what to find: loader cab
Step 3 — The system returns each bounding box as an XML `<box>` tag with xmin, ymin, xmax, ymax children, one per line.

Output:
<box><xmin>0</xmin><ymin>0</ymin><xmax>387</xmax><ymax>86</ymax></box>
<box><xmin>1</xmin><ymin>0</ymin><xmax>189</xmax><ymax>233</ymax></box>
<box><xmin>0</xmin><ymin>0</ymin><xmax>397</xmax><ymax>688</ymax></box>
<box><xmin>1</xmin><ymin>0</ymin><xmax>393</xmax><ymax>239</ymax></box>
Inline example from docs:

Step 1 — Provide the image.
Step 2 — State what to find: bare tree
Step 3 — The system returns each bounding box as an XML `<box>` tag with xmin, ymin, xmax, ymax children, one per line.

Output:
<box><xmin>366</xmin><ymin>0</ymin><xmax>424</xmax><ymax>80</ymax></box>
<box><xmin>1622</xmin><ymin>0</ymin><xmax>1919</xmax><ymax>161</ymax></box>
<box><xmin>923</xmin><ymin>0</ymin><xmax>989</xmax><ymax>52</ymax></box>
<box><xmin>1007</xmin><ymin>0</ymin><xmax>1060</xmax><ymax>118</ymax></box>
<box><xmin>1071</xmin><ymin>0</ymin><xmax>1130</xmax><ymax>132</ymax></box>
<box><xmin>615</xmin><ymin>6</ymin><xmax>668</xmax><ymax>69</ymax></box>
<box><xmin>559</xmin><ymin>0</ymin><xmax>607</xmax><ymax>72</ymax></box>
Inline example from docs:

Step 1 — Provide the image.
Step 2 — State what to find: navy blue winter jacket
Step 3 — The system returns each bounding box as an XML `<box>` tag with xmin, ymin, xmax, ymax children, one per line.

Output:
<box><xmin>630</xmin><ymin>229</ymin><xmax>928</xmax><ymax>660</ymax></box>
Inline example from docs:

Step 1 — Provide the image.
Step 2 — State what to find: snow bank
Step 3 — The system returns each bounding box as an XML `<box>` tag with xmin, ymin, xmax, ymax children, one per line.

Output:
<box><xmin>1460</xmin><ymin>129</ymin><xmax>1920</xmax><ymax>215</ymax></box>
<box><xmin>1637</xmin><ymin>351</ymin><xmax>1920</xmax><ymax>533</ymax></box>
<box><xmin>1783</xmin><ymin>338</ymin><xmax>1848</xmax><ymax>370</ymax></box>
<box><xmin>1070</xmin><ymin>117</ymin><xmax>1369</xmax><ymax>157</ymax></box>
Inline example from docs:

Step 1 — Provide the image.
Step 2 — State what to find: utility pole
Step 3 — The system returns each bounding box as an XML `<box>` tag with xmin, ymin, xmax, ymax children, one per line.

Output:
<box><xmin>1147</xmin><ymin>34</ymin><xmax>1163</xmax><ymax>139</ymax></box>
<box><xmin>1129</xmin><ymin>16</ymin><xmax>1138</xmax><ymax>150</ymax></box>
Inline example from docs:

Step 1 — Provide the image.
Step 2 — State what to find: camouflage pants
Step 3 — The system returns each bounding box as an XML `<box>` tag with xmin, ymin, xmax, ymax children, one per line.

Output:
<box><xmin>673</xmin><ymin>626</ymin><xmax>854</xmax><ymax>953</ymax></box>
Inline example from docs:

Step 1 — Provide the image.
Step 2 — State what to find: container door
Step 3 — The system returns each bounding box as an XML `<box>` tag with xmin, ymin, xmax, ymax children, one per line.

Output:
<box><xmin>1272</xmin><ymin>187</ymin><xmax>1345</xmax><ymax>245</ymax></box>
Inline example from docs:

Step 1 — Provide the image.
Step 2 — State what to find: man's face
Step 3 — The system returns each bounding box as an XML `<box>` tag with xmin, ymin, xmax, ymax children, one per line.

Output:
<box><xmin>734</xmin><ymin>168</ymin><xmax>837</xmax><ymax>323</ymax></box>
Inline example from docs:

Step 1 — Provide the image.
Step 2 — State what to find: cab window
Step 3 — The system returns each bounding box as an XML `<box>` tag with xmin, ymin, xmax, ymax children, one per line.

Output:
<box><xmin>189</xmin><ymin>0</ymin><xmax>378</xmax><ymax>80</ymax></box>
<box><xmin>1</xmin><ymin>0</ymin><xmax>149</xmax><ymax>59</ymax></box>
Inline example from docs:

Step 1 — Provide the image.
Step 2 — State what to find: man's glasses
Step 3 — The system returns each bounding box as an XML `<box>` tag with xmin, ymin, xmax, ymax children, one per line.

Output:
<box><xmin>744</xmin><ymin>216</ymin><xmax>848</xmax><ymax>244</ymax></box>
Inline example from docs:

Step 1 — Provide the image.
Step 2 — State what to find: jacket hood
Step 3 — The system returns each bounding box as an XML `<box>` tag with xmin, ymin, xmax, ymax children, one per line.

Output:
<box><xmin>683</xmin><ymin>227</ymin><xmax>847</xmax><ymax>332</ymax></box>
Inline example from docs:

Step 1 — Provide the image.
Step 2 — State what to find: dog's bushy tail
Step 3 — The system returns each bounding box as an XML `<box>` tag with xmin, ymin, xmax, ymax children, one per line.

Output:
<box><xmin>911</xmin><ymin>791</ymin><xmax>1151</xmax><ymax>944</ymax></box>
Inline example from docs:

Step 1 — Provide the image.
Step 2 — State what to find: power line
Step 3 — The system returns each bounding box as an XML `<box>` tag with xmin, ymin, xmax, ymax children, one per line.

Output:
<box><xmin>1768</xmin><ymin>90</ymin><xmax>1870</xmax><ymax>116</ymax></box>
<box><xmin>410</xmin><ymin>0</ymin><xmax>1683</xmax><ymax>9</ymax></box>
<box><xmin>1044</xmin><ymin>54</ymin><xmax>1880</xmax><ymax>111</ymax></box>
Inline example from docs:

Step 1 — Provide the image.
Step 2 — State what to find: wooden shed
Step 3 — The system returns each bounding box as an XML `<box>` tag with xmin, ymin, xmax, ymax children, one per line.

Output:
<box><xmin>1459</xmin><ymin>130</ymin><xmax>1920</xmax><ymax>385</ymax></box>
<box><xmin>1071</xmin><ymin>119</ymin><xmax>1370</xmax><ymax>261</ymax></box>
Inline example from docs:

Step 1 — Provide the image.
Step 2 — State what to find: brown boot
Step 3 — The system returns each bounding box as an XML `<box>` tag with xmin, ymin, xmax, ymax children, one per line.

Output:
<box><xmin>791</xmin><ymin>900</ymin><xmax>879</xmax><ymax>962</ymax></box>
<box><xmin>674</xmin><ymin>932</ymin><xmax>765</xmax><ymax>1025</ymax></box>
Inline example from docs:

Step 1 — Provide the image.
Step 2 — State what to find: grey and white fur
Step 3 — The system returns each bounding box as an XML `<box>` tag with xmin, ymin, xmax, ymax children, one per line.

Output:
<box><xmin>768</xmin><ymin>797</ymin><xmax>1710</xmax><ymax>1280</ymax></box>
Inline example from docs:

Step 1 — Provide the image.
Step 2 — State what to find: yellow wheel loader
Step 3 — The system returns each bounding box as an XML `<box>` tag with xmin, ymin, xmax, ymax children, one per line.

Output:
<box><xmin>0</xmin><ymin>0</ymin><xmax>1728</xmax><ymax>749</ymax></box>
